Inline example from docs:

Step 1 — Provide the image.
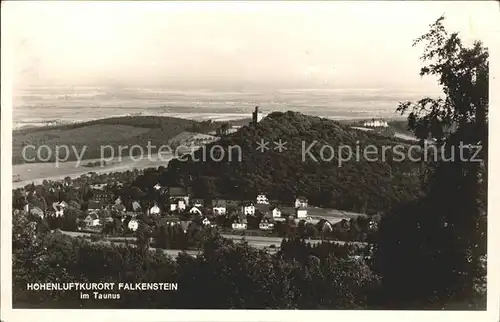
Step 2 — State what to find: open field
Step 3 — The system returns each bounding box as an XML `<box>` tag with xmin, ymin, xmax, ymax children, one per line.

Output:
<box><xmin>167</xmin><ymin>131</ymin><xmax>219</xmax><ymax>145</ymax></box>
<box><xmin>222</xmin><ymin>234</ymin><xmax>367</xmax><ymax>247</ymax></box>
<box><xmin>12</xmin><ymin>153</ymin><xmax>174</xmax><ymax>188</ymax></box>
<box><xmin>279</xmin><ymin>206</ymin><xmax>366</xmax><ymax>223</ymax></box>
<box><xmin>12</xmin><ymin>115</ymin><xmax>199</xmax><ymax>164</ymax></box>
<box><xmin>60</xmin><ymin>230</ymin><xmax>367</xmax><ymax>253</ymax></box>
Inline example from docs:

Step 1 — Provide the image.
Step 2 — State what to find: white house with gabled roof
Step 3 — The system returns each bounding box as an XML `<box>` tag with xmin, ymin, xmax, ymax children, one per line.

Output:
<box><xmin>189</xmin><ymin>206</ymin><xmax>203</xmax><ymax>216</ymax></box>
<box><xmin>241</xmin><ymin>202</ymin><xmax>255</xmax><ymax>215</ymax></box>
<box><xmin>295</xmin><ymin>207</ymin><xmax>308</xmax><ymax>219</ymax></box>
<box><xmin>295</xmin><ymin>197</ymin><xmax>308</xmax><ymax>208</ymax></box>
<box><xmin>128</xmin><ymin>219</ymin><xmax>139</xmax><ymax>231</ymax></box>
<box><xmin>271</xmin><ymin>206</ymin><xmax>281</xmax><ymax>218</ymax></box>
<box><xmin>256</xmin><ymin>194</ymin><xmax>269</xmax><ymax>204</ymax></box>
<box><xmin>148</xmin><ymin>204</ymin><xmax>161</xmax><ymax>215</ymax></box>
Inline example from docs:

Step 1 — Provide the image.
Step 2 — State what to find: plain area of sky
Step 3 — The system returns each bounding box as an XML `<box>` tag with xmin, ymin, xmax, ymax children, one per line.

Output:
<box><xmin>4</xmin><ymin>1</ymin><xmax>499</xmax><ymax>93</ymax></box>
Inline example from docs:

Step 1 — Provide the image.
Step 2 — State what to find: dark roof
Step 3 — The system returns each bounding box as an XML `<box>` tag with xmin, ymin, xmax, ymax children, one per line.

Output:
<box><xmin>168</xmin><ymin>187</ymin><xmax>189</xmax><ymax>196</ymax></box>
<box><xmin>86</xmin><ymin>213</ymin><xmax>98</xmax><ymax>220</ymax></box>
<box><xmin>262</xmin><ymin>212</ymin><xmax>274</xmax><ymax>219</ymax></box>
<box><xmin>171</xmin><ymin>198</ymin><xmax>186</xmax><ymax>203</ymax></box>
<box><xmin>235</xmin><ymin>215</ymin><xmax>247</xmax><ymax>224</ymax></box>
<box><xmin>88</xmin><ymin>201</ymin><xmax>101</xmax><ymax>210</ymax></box>
<box><xmin>280</xmin><ymin>207</ymin><xmax>296</xmax><ymax>214</ymax></box>
<box><xmin>296</xmin><ymin>196</ymin><xmax>308</xmax><ymax>201</ymax></box>
<box><xmin>225</xmin><ymin>200</ymin><xmax>240</xmax><ymax>207</ymax></box>
<box><xmin>256</xmin><ymin>204</ymin><xmax>272</xmax><ymax>213</ymax></box>
<box><xmin>241</xmin><ymin>201</ymin><xmax>255</xmax><ymax>206</ymax></box>
<box><xmin>191</xmin><ymin>198</ymin><xmax>204</xmax><ymax>205</ymax></box>
<box><xmin>212</xmin><ymin>199</ymin><xmax>227</xmax><ymax>207</ymax></box>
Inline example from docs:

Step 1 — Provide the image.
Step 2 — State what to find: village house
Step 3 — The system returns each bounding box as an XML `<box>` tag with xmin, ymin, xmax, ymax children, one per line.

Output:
<box><xmin>128</xmin><ymin>219</ymin><xmax>139</xmax><ymax>231</ymax></box>
<box><xmin>369</xmin><ymin>220</ymin><xmax>378</xmax><ymax>230</ymax></box>
<box><xmin>168</xmin><ymin>187</ymin><xmax>190</xmax><ymax>206</ymax></box>
<box><xmin>131</xmin><ymin>200</ymin><xmax>142</xmax><ymax>213</ymax></box>
<box><xmin>30</xmin><ymin>206</ymin><xmax>44</xmax><ymax>219</ymax></box>
<box><xmin>295</xmin><ymin>207</ymin><xmax>308</xmax><ymax>219</ymax></box>
<box><xmin>87</xmin><ymin>200</ymin><xmax>102</xmax><ymax>214</ymax></box>
<box><xmin>115</xmin><ymin>197</ymin><xmax>123</xmax><ymax>205</ymax></box>
<box><xmin>295</xmin><ymin>197</ymin><xmax>308</xmax><ymax>208</ymax></box>
<box><xmin>259</xmin><ymin>218</ymin><xmax>274</xmax><ymax>230</ymax></box>
<box><xmin>191</xmin><ymin>198</ymin><xmax>204</xmax><ymax>207</ymax></box>
<box><xmin>189</xmin><ymin>206</ymin><xmax>203</xmax><ymax>216</ymax></box>
<box><xmin>52</xmin><ymin>202</ymin><xmax>66</xmax><ymax>217</ymax></box>
<box><xmin>256</xmin><ymin>193</ymin><xmax>269</xmax><ymax>204</ymax></box>
<box><xmin>232</xmin><ymin>215</ymin><xmax>248</xmax><ymax>230</ymax></box>
<box><xmin>271</xmin><ymin>206</ymin><xmax>281</xmax><ymax>218</ymax></box>
<box><xmin>241</xmin><ymin>202</ymin><xmax>256</xmax><ymax>215</ymax></box>
<box><xmin>148</xmin><ymin>203</ymin><xmax>161</xmax><ymax>215</ymax></box>
<box><xmin>322</xmin><ymin>220</ymin><xmax>333</xmax><ymax>232</ymax></box>
<box><xmin>170</xmin><ymin>198</ymin><xmax>187</xmax><ymax>212</ymax></box>
<box><xmin>363</xmin><ymin>119</ymin><xmax>388</xmax><ymax>128</ymax></box>
<box><xmin>84</xmin><ymin>213</ymin><xmax>100</xmax><ymax>227</ymax></box>
<box><xmin>202</xmin><ymin>217</ymin><xmax>214</xmax><ymax>227</ymax></box>
<box><xmin>212</xmin><ymin>199</ymin><xmax>227</xmax><ymax>215</ymax></box>
<box><xmin>316</xmin><ymin>219</ymin><xmax>333</xmax><ymax>233</ymax></box>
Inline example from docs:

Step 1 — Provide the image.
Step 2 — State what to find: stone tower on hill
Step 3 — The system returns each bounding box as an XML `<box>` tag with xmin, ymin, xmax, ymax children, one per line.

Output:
<box><xmin>252</xmin><ymin>106</ymin><xmax>263</xmax><ymax>124</ymax></box>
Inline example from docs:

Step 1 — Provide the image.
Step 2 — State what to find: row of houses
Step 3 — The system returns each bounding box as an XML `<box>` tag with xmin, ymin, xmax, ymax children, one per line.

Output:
<box><xmin>134</xmin><ymin>184</ymin><xmax>310</xmax><ymax>217</ymax></box>
<box><xmin>23</xmin><ymin>180</ymin><xmax>313</xmax><ymax>233</ymax></box>
<box><xmin>362</xmin><ymin>120</ymin><xmax>389</xmax><ymax>128</ymax></box>
<box><xmin>150</xmin><ymin>190</ymin><xmax>310</xmax><ymax>219</ymax></box>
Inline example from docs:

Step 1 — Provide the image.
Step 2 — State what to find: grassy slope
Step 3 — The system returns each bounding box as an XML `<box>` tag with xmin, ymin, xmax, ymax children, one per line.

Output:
<box><xmin>12</xmin><ymin>116</ymin><xmax>197</xmax><ymax>164</ymax></box>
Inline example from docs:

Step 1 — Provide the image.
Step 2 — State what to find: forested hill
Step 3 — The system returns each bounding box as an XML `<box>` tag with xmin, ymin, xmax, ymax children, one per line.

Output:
<box><xmin>13</xmin><ymin>116</ymin><xmax>220</xmax><ymax>164</ymax></box>
<box><xmin>158</xmin><ymin>111</ymin><xmax>423</xmax><ymax>213</ymax></box>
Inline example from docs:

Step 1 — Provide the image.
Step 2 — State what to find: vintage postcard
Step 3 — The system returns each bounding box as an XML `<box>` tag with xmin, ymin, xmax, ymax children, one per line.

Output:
<box><xmin>1</xmin><ymin>1</ymin><xmax>499</xmax><ymax>322</ymax></box>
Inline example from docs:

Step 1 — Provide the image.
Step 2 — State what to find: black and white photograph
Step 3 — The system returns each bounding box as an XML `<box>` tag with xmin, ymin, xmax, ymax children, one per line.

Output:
<box><xmin>1</xmin><ymin>1</ymin><xmax>499</xmax><ymax>320</ymax></box>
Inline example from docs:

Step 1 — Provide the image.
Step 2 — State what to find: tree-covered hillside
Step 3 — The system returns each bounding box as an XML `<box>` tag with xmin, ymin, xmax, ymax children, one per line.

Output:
<box><xmin>157</xmin><ymin>111</ymin><xmax>422</xmax><ymax>213</ymax></box>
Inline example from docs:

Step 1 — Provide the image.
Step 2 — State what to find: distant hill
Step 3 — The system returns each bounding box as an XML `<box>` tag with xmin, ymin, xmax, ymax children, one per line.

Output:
<box><xmin>12</xmin><ymin>116</ymin><xmax>217</xmax><ymax>164</ymax></box>
<box><xmin>167</xmin><ymin>132</ymin><xmax>219</xmax><ymax>146</ymax></box>
<box><xmin>151</xmin><ymin>111</ymin><xmax>422</xmax><ymax>214</ymax></box>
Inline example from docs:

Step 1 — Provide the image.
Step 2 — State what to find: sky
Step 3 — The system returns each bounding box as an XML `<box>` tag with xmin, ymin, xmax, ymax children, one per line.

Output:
<box><xmin>5</xmin><ymin>1</ymin><xmax>499</xmax><ymax>92</ymax></box>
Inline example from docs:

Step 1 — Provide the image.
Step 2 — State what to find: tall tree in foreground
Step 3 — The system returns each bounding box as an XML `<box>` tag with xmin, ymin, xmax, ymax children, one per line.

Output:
<box><xmin>375</xmin><ymin>16</ymin><xmax>488</xmax><ymax>308</ymax></box>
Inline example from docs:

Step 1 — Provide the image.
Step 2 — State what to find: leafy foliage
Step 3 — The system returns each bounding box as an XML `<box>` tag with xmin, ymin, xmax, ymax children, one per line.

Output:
<box><xmin>375</xmin><ymin>16</ymin><xmax>488</xmax><ymax>308</ymax></box>
<box><xmin>12</xmin><ymin>211</ymin><xmax>379</xmax><ymax>309</ymax></box>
